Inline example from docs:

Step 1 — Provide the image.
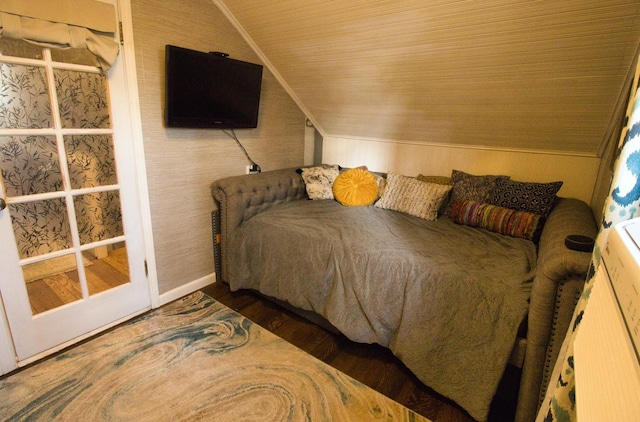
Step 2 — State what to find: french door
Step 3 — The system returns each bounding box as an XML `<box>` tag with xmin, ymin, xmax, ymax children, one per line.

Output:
<box><xmin>0</xmin><ymin>31</ymin><xmax>150</xmax><ymax>365</ymax></box>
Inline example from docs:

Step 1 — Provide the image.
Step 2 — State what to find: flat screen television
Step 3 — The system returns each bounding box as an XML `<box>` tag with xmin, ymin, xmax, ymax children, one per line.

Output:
<box><xmin>164</xmin><ymin>45</ymin><xmax>263</xmax><ymax>129</ymax></box>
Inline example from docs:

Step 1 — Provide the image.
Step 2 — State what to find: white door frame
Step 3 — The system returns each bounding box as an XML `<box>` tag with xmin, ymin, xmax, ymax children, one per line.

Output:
<box><xmin>118</xmin><ymin>0</ymin><xmax>159</xmax><ymax>306</ymax></box>
<box><xmin>0</xmin><ymin>296</ymin><xmax>16</xmax><ymax>374</ymax></box>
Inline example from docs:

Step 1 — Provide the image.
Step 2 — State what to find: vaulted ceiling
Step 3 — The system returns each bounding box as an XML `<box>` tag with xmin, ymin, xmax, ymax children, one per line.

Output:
<box><xmin>214</xmin><ymin>0</ymin><xmax>640</xmax><ymax>156</ymax></box>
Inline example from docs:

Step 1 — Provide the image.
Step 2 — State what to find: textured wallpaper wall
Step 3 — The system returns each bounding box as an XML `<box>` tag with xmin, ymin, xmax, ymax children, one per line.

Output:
<box><xmin>130</xmin><ymin>0</ymin><xmax>305</xmax><ymax>295</ymax></box>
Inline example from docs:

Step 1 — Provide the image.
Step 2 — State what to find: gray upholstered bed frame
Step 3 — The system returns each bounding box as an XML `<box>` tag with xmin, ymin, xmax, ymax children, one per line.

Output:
<box><xmin>211</xmin><ymin>167</ymin><xmax>598</xmax><ymax>421</ymax></box>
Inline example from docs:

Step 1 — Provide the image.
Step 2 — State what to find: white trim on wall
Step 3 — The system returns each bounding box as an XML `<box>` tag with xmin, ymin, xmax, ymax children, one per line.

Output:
<box><xmin>155</xmin><ymin>274</ymin><xmax>216</xmax><ymax>308</ymax></box>
<box><xmin>118</xmin><ymin>0</ymin><xmax>160</xmax><ymax>306</ymax></box>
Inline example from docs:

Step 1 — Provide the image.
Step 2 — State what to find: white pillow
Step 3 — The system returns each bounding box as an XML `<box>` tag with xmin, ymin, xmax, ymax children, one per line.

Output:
<box><xmin>375</xmin><ymin>173</ymin><xmax>452</xmax><ymax>221</ymax></box>
<box><xmin>300</xmin><ymin>165</ymin><xmax>340</xmax><ymax>200</ymax></box>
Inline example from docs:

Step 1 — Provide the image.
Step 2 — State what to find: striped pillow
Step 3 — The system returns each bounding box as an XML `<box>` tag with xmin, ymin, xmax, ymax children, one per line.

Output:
<box><xmin>450</xmin><ymin>200</ymin><xmax>543</xmax><ymax>241</ymax></box>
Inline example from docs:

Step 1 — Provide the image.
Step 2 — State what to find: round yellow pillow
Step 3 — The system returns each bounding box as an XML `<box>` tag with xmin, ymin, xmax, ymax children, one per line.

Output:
<box><xmin>332</xmin><ymin>168</ymin><xmax>379</xmax><ymax>206</ymax></box>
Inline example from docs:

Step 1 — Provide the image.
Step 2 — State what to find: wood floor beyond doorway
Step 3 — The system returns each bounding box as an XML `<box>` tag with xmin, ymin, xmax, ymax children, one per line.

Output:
<box><xmin>25</xmin><ymin>247</ymin><xmax>129</xmax><ymax>315</ymax></box>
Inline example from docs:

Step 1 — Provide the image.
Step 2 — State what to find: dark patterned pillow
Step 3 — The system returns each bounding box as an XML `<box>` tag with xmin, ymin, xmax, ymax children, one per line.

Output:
<box><xmin>489</xmin><ymin>178</ymin><xmax>563</xmax><ymax>218</ymax></box>
<box><xmin>443</xmin><ymin>170</ymin><xmax>509</xmax><ymax>217</ymax></box>
<box><xmin>451</xmin><ymin>199</ymin><xmax>544</xmax><ymax>242</ymax></box>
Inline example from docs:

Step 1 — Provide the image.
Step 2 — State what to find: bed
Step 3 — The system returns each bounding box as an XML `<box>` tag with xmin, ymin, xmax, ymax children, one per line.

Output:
<box><xmin>211</xmin><ymin>166</ymin><xmax>597</xmax><ymax>421</ymax></box>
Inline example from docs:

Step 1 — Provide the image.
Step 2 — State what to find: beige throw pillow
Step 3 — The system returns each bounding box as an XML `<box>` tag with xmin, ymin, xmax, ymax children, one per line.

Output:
<box><xmin>374</xmin><ymin>173</ymin><xmax>452</xmax><ymax>221</ymax></box>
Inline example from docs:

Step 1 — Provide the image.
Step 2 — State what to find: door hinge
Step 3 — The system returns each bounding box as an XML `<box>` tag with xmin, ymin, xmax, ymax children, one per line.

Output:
<box><xmin>118</xmin><ymin>21</ymin><xmax>124</xmax><ymax>45</ymax></box>
<box><xmin>144</xmin><ymin>259</ymin><xmax>148</xmax><ymax>277</ymax></box>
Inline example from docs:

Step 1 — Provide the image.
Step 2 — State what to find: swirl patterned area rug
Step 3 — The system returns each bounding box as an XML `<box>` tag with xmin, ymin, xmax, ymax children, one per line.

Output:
<box><xmin>0</xmin><ymin>292</ymin><xmax>428</xmax><ymax>421</ymax></box>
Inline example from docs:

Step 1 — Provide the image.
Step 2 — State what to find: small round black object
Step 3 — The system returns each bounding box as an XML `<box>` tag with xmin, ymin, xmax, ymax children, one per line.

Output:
<box><xmin>565</xmin><ymin>235</ymin><xmax>595</xmax><ymax>252</ymax></box>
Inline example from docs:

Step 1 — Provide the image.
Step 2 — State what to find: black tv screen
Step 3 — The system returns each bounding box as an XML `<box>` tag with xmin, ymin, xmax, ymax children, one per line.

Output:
<box><xmin>164</xmin><ymin>45</ymin><xmax>263</xmax><ymax>129</ymax></box>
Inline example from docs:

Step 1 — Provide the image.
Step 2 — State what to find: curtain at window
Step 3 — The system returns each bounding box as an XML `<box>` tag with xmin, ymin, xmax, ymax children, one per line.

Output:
<box><xmin>539</xmin><ymin>55</ymin><xmax>640</xmax><ymax>420</ymax></box>
<box><xmin>0</xmin><ymin>0</ymin><xmax>118</xmax><ymax>70</ymax></box>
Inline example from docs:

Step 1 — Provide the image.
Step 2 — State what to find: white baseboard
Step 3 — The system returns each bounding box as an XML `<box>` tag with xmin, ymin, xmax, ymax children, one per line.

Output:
<box><xmin>154</xmin><ymin>273</ymin><xmax>216</xmax><ymax>308</ymax></box>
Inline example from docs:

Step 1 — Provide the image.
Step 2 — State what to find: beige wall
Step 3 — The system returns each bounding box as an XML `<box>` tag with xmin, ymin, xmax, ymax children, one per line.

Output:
<box><xmin>130</xmin><ymin>0</ymin><xmax>306</xmax><ymax>295</ymax></box>
<box><xmin>323</xmin><ymin>135</ymin><xmax>601</xmax><ymax>208</ymax></box>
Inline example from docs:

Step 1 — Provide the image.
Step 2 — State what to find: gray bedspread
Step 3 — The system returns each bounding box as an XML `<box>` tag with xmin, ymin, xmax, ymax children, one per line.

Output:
<box><xmin>227</xmin><ymin>199</ymin><xmax>537</xmax><ymax>421</ymax></box>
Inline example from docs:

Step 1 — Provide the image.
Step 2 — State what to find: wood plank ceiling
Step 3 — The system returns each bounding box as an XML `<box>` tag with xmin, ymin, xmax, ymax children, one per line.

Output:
<box><xmin>214</xmin><ymin>0</ymin><xmax>640</xmax><ymax>156</ymax></box>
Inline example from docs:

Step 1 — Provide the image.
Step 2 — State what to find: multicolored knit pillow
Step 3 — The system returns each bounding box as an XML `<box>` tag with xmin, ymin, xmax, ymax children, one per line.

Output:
<box><xmin>451</xmin><ymin>199</ymin><xmax>544</xmax><ymax>242</ymax></box>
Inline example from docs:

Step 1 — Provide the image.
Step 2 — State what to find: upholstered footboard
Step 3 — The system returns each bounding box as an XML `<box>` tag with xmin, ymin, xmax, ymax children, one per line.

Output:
<box><xmin>515</xmin><ymin>198</ymin><xmax>597</xmax><ymax>422</ymax></box>
<box><xmin>212</xmin><ymin>168</ymin><xmax>308</xmax><ymax>283</ymax></box>
<box><xmin>211</xmin><ymin>168</ymin><xmax>598</xmax><ymax>421</ymax></box>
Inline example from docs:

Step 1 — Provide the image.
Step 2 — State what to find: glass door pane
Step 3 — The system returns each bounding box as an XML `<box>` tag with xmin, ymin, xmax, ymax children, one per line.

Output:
<box><xmin>0</xmin><ymin>63</ymin><xmax>50</xmax><ymax>128</ymax></box>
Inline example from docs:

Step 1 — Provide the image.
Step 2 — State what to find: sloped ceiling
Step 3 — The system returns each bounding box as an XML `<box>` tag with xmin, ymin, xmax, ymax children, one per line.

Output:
<box><xmin>214</xmin><ymin>0</ymin><xmax>640</xmax><ymax>156</ymax></box>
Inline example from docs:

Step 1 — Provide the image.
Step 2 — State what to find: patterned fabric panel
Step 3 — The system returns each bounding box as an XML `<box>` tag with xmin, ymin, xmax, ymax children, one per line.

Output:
<box><xmin>374</xmin><ymin>173</ymin><xmax>452</xmax><ymax>221</ymax></box>
<box><xmin>543</xmin><ymin>56</ymin><xmax>640</xmax><ymax>422</ymax></box>
<box><xmin>490</xmin><ymin>178</ymin><xmax>563</xmax><ymax>218</ymax></box>
<box><xmin>451</xmin><ymin>199</ymin><xmax>543</xmax><ymax>241</ymax></box>
<box><xmin>300</xmin><ymin>164</ymin><xmax>340</xmax><ymax>200</ymax></box>
<box><xmin>332</xmin><ymin>168</ymin><xmax>379</xmax><ymax>206</ymax></box>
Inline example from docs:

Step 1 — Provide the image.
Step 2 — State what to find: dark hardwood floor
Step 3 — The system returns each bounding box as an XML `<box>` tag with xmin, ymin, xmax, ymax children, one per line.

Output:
<box><xmin>202</xmin><ymin>281</ymin><xmax>520</xmax><ymax>422</ymax></box>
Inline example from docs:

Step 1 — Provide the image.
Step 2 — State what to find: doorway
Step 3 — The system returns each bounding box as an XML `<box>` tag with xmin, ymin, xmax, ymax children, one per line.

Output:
<box><xmin>0</xmin><ymin>34</ymin><xmax>151</xmax><ymax>364</ymax></box>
